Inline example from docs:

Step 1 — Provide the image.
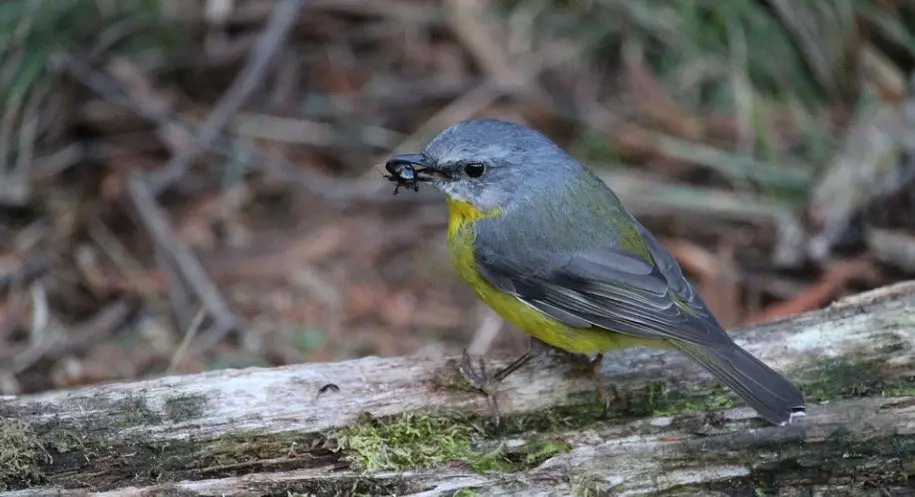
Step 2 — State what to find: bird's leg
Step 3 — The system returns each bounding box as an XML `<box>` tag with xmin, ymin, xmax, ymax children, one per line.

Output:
<box><xmin>565</xmin><ymin>352</ymin><xmax>616</xmax><ymax>410</ymax></box>
<box><xmin>458</xmin><ymin>339</ymin><xmax>542</xmax><ymax>427</ymax></box>
<box><xmin>586</xmin><ymin>353</ymin><xmax>612</xmax><ymax>410</ymax></box>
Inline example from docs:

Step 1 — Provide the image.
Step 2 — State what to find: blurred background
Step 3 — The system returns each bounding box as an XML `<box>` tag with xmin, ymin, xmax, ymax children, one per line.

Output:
<box><xmin>0</xmin><ymin>0</ymin><xmax>913</xmax><ymax>396</ymax></box>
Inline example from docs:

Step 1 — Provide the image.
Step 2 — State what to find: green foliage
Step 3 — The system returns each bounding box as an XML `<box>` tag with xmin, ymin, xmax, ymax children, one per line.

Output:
<box><xmin>854</xmin><ymin>0</ymin><xmax>915</xmax><ymax>57</ymax></box>
<box><xmin>494</xmin><ymin>0</ymin><xmax>915</xmax><ymax>194</ymax></box>
<box><xmin>331</xmin><ymin>412</ymin><xmax>512</xmax><ymax>472</ymax></box>
<box><xmin>0</xmin><ymin>420</ymin><xmax>48</xmax><ymax>490</ymax></box>
<box><xmin>0</xmin><ymin>0</ymin><xmax>185</xmax><ymax>165</ymax></box>
<box><xmin>495</xmin><ymin>0</ymin><xmax>911</xmax><ymax>110</ymax></box>
<box><xmin>451</xmin><ymin>490</ymin><xmax>480</xmax><ymax>497</ymax></box>
<box><xmin>330</xmin><ymin>412</ymin><xmax>572</xmax><ymax>473</ymax></box>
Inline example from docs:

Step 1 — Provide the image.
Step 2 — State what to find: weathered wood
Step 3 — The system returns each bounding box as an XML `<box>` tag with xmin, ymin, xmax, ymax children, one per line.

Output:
<box><xmin>2</xmin><ymin>281</ymin><xmax>915</xmax><ymax>496</ymax></box>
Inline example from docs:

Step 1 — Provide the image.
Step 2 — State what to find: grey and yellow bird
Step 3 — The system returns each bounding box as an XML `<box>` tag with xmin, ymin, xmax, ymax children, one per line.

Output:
<box><xmin>385</xmin><ymin>118</ymin><xmax>806</xmax><ymax>426</ymax></box>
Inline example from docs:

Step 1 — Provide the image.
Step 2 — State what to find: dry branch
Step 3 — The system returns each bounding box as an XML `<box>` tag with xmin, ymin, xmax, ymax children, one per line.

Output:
<box><xmin>147</xmin><ymin>0</ymin><xmax>305</xmax><ymax>193</ymax></box>
<box><xmin>125</xmin><ymin>176</ymin><xmax>241</xmax><ymax>354</ymax></box>
<box><xmin>2</xmin><ymin>281</ymin><xmax>915</xmax><ymax>496</ymax></box>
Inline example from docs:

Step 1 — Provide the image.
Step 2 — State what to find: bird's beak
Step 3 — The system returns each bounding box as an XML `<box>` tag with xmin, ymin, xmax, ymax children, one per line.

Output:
<box><xmin>385</xmin><ymin>154</ymin><xmax>426</xmax><ymax>173</ymax></box>
<box><xmin>385</xmin><ymin>154</ymin><xmax>453</xmax><ymax>180</ymax></box>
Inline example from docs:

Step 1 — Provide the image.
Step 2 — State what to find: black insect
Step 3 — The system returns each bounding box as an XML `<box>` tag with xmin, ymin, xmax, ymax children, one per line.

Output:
<box><xmin>317</xmin><ymin>383</ymin><xmax>340</xmax><ymax>395</ymax></box>
<box><xmin>384</xmin><ymin>154</ymin><xmax>426</xmax><ymax>195</ymax></box>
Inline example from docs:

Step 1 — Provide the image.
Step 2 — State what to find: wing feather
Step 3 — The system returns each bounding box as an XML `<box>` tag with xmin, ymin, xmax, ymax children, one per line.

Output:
<box><xmin>473</xmin><ymin>231</ymin><xmax>732</xmax><ymax>347</ymax></box>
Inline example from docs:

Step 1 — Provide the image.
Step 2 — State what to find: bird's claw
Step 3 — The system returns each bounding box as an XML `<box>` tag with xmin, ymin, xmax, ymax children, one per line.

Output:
<box><xmin>459</xmin><ymin>350</ymin><xmax>504</xmax><ymax>429</ymax></box>
<box><xmin>586</xmin><ymin>355</ymin><xmax>613</xmax><ymax>411</ymax></box>
<box><xmin>567</xmin><ymin>353</ymin><xmax>616</xmax><ymax>411</ymax></box>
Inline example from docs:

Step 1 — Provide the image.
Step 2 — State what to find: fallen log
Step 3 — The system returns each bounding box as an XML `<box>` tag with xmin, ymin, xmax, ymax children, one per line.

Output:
<box><xmin>2</xmin><ymin>281</ymin><xmax>915</xmax><ymax>496</ymax></box>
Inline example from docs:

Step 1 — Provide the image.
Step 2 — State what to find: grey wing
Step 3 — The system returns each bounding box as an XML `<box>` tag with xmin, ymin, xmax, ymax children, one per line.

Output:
<box><xmin>633</xmin><ymin>219</ymin><xmax>715</xmax><ymax>317</ymax></box>
<box><xmin>473</xmin><ymin>234</ymin><xmax>732</xmax><ymax>347</ymax></box>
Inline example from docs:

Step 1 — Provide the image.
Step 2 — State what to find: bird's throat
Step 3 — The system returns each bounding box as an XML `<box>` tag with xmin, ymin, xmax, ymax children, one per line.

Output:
<box><xmin>445</xmin><ymin>198</ymin><xmax>499</xmax><ymax>278</ymax></box>
<box><xmin>446</xmin><ymin>198</ymin><xmax>500</xmax><ymax>228</ymax></box>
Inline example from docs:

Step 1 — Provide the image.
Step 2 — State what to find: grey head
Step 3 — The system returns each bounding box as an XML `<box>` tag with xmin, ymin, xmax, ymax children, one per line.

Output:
<box><xmin>386</xmin><ymin>119</ymin><xmax>584</xmax><ymax>211</ymax></box>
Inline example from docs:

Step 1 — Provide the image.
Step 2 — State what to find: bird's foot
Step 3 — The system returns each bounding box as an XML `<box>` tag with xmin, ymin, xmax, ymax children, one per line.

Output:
<box><xmin>566</xmin><ymin>353</ymin><xmax>618</xmax><ymax>411</ymax></box>
<box><xmin>585</xmin><ymin>354</ymin><xmax>614</xmax><ymax>411</ymax></box>
<box><xmin>458</xmin><ymin>343</ymin><xmax>538</xmax><ymax>430</ymax></box>
<box><xmin>459</xmin><ymin>350</ymin><xmax>504</xmax><ymax>429</ymax></box>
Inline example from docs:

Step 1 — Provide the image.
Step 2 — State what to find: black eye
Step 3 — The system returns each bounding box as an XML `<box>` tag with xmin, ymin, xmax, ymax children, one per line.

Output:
<box><xmin>464</xmin><ymin>163</ymin><xmax>486</xmax><ymax>178</ymax></box>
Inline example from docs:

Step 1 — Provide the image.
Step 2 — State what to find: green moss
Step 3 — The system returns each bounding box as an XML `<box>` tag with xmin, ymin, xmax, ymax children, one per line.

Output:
<box><xmin>41</xmin><ymin>427</ymin><xmax>83</xmax><ymax>454</ymax></box>
<box><xmin>0</xmin><ymin>420</ymin><xmax>49</xmax><ymax>490</ymax></box>
<box><xmin>105</xmin><ymin>391</ymin><xmax>164</xmax><ymax>427</ymax></box>
<box><xmin>457</xmin><ymin>380</ymin><xmax>738</xmax><ymax>441</ymax></box>
<box><xmin>624</xmin><ymin>382</ymin><xmax>735</xmax><ymax>418</ymax></box>
<box><xmin>568</xmin><ymin>470</ymin><xmax>607</xmax><ymax>497</ymax></box>
<box><xmin>331</xmin><ymin>412</ymin><xmax>508</xmax><ymax>472</ymax></box>
<box><xmin>330</xmin><ymin>411</ymin><xmax>571</xmax><ymax>474</ymax></box>
<box><xmin>516</xmin><ymin>438</ymin><xmax>573</xmax><ymax>467</ymax></box>
<box><xmin>451</xmin><ymin>489</ymin><xmax>480</xmax><ymax>497</ymax></box>
<box><xmin>498</xmin><ymin>400</ymin><xmax>610</xmax><ymax>435</ymax></box>
<box><xmin>163</xmin><ymin>394</ymin><xmax>208</xmax><ymax>423</ymax></box>
<box><xmin>535</xmin><ymin>380</ymin><xmax>734</xmax><ymax>425</ymax></box>
<box><xmin>793</xmin><ymin>356</ymin><xmax>915</xmax><ymax>402</ymax></box>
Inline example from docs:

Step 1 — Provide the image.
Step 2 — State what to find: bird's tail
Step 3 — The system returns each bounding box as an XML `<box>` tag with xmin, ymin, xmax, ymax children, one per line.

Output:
<box><xmin>668</xmin><ymin>340</ymin><xmax>806</xmax><ymax>426</ymax></box>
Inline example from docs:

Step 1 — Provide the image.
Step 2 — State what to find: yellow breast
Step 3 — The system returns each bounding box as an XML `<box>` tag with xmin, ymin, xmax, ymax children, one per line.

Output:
<box><xmin>445</xmin><ymin>198</ymin><xmax>661</xmax><ymax>354</ymax></box>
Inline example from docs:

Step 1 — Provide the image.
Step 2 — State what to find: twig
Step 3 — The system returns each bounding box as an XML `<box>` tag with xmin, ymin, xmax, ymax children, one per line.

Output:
<box><xmin>0</xmin><ymin>249</ymin><xmax>54</xmax><ymax>291</ymax></box>
<box><xmin>58</xmin><ymin>53</ymin><xmax>394</xmax><ymax>205</ymax></box>
<box><xmin>725</xmin><ymin>20</ymin><xmax>755</xmax><ymax>157</ymax></box>
<box><xmin>0</xmin><ymin>286</ymin><xmax>27</xmax><ymax>345</ymax></box>
<box><xmin>26</xmin><ymin>280</ymin><xmax>49</xmax><ymax>348</ymax></box>
<box><xmin>444</xmin><ymin>0</ymin><xmax>517</xmax><ymax>86</ymax></box>
<box><xmin>393</xmin><ymin>80</ymin><xmax>512</xmax><ymax>155</ymax></box>
<box><xmin>230</xmin><ymin>112</ymin><xmax>403</xmax><ymax>149</ymax></box>
<box><xmin>31</xmin><ymin>143</ymin><xmax>85</xmax><ymax>179</ymax></box>
<box><xmin>767</xmin><ymin>0</ymin><xmax>855</xmax><ymax>99</ymax></box>
<box><xmin>610</xmin><ymin>123</ymin><xmax>812</xmax><ymax>191</ymax></box>
<box><xmin>0</xmin><ymin>298</ymin><xmax>136</xmax><ymax>366</ymax></box>
<box><xmin>741</xmin><ymin>257</ymin><xmax>877</xmax><ymax>326</ymax></box>
<box><xmin>56</xmin><ymin>53</ymin><xmax>189</xmax><ymax>151</ymax></box>
<box><xmin>155</xmin><ymin>244</ymin><xmax>195</xmax><ymax>332</ymax></box>
<box><xmin>594</xmin><ymin>169</ymin><xmax>796</xmax><ymax>223</ymax></box>
<box><xmin>378</xmin><ymin>41</ymin><xmax>586</xmax><ymax>203</ymax></box>
<box><xmin>860</xmin><ymin>43</ymin><xmax>907</xmax><ymax>100</ymax></box>
<box><xmin>168</xmin><ymin>307</ymin><xmax>207</xmax><ymax>373</ymax></box>
<box><xmin>2</xmin><ymin>78</ymin><xmax>51</xmax><ymax>206</ymax></box>
<box><xmin>145</xmin><ymin>0</ymin><xmax>305</xmax><ymax>194</ymax></box>
<box><xmin>126</xmin><ymin>175</ymin><xmax>242</xmax><ymax>354</ymax></box>
<box><xmin>0</xmin><ymin>281</ymin><xmax>59</xmax><ymax>374</ymax></box>
<box><xmin>86</xmin><ymin>218</ymin><xmax>177</xmax><ymax>330</ymax></box>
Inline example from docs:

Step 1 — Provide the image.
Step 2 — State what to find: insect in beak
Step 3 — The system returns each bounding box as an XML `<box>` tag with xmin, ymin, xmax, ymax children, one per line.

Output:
<box><xmin>384</xmin><ymin>154</ymin><xmax>427</xmax><ymax>195</ymax></box>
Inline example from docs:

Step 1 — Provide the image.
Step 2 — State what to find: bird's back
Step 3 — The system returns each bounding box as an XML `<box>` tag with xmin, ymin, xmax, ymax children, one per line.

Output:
<box><xmin>475</xmin><ymin>166</ymin><xmax>653</xmax><ymax>264</ymax></box>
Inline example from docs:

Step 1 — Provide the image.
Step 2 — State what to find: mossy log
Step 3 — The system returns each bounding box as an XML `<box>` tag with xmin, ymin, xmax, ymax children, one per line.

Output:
<box><xmin>2</xmin><ymin>282</ymin><xmax>915</xmax><ymax>496</ymax></box>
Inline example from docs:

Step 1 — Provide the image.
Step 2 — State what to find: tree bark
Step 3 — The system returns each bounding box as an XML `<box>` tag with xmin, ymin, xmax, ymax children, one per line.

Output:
<box><xmin>2</xmin><ymin>281</ymin><xmax>915</xmax><ymax>496</ymax></box>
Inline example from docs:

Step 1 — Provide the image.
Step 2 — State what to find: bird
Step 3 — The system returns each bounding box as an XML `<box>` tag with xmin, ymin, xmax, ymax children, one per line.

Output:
<box><xmin>384</xmin><ymin>118</ymin><xmax>806</xmax><ymax>427</ymax></box>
